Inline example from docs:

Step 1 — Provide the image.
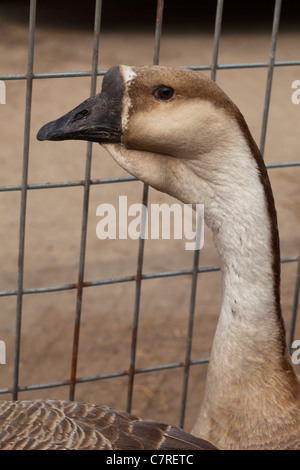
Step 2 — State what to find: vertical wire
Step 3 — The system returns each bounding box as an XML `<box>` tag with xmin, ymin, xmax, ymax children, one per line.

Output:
<box><xmin>126</xmin><ymin>186</ymin><xmax>149</xmax><ymax>413</ymax></box>
<box><xmin>13</xmin><ymin>0</ymin><xmax>37</xmax><ymax>400</ymax></box>
<box><xmin>69</xmin><ymin>0</ymin><xmax>102</xmax><ymax>401</ymax></box>
<box><xmin>153</xmin><ymin>0</ymin><xmax>164</xmax><ymax>65</ymax></box>
<box><xmin>289</xmin><ymin>248</ymin><xmax>300</xmax><ymax>352</ymax></box>
<box><xmin>259</xmin><ymin>0</ymin><xmax>282</xmax><ymax>156</ymax></box>
<box><xmin>179</xmin><ymin>0</ymin><xmax>224</xmax><ymax>428</ymax></box>
<box><xmin>210</xmin><ymin>0</ymin><xmax>224</xmax><ymax>82</ymax></box>
<box><xmin>179</xmin><ymin>216</ymin><xmax>202</xmax><ymax>428</ymax></box>
<box><xmin>126</xmin><ymin>0</ymin><xmax>165</xmax><ymax>414</ymax></box>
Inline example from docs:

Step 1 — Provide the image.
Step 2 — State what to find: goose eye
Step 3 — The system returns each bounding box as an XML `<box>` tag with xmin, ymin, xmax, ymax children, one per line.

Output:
<box><xmin>152</xmin><ymin>86</ymin><xmax>175</xmax><ymax>101</ymax></box>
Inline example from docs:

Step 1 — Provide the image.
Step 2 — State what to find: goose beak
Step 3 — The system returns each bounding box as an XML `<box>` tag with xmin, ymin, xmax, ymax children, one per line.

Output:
<box><xmin>37</xmin><ymin>66</ymin><xmax>123</xmax><ymax>143</ymax></box>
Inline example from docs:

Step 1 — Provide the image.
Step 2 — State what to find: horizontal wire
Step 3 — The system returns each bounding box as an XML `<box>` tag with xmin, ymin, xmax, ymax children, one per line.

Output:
<box><xmin>1</xmin><ymin>59</ymin><xmax>300</xmax><ymax>81</ymax></box>
<box><xmin>0</xmin><ymin>162</ymin><xmax>299</xmax><ymax>193</ymax></box>
<box><xmin>0</xmin><ymin>257</ymin><xmax>297</xmax><ymax>298</ymax></box>
<box><xmin>266</xmin><ymin>161</ymin><xmax>300</xmax><ymax>168</ymax></box>
<box><xmin>0</xmin><ymin>176</ymin><xmax>137</xmax><ymax>192</ymax></box>
<box><xmin>0</xmin><ymin>357</ymin><xmax>210</xmax><ymax>395</ymax></box>
<box><xmin>183</xmin><ymin>60</ymin><xmax>300</xmax><ymax>70</ymax></box>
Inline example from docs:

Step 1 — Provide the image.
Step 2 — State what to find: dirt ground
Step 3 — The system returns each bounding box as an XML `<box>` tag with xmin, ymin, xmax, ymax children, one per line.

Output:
<box><xmin>0</xmin><ymin>4</ymin><xmax>300</xmax><ymax>433</ymax></box>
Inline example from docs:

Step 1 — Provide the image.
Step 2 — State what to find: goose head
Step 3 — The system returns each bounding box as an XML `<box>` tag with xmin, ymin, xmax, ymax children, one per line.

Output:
<box><xmin>37</xmin><ymin>65</ymin><xmax>263</xmax><ymax>220</ymax></box>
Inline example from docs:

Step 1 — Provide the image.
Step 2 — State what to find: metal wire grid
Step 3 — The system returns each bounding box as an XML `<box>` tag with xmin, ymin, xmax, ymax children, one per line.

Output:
<box><xmin>0</xmin><ymin>0</ymin><xmax>299</xmax><ymax>429</ymax></box>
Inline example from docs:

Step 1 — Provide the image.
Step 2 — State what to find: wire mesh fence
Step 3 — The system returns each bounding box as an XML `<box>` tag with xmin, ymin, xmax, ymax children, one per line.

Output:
<box><xmin>0</xmin><ymin>0</ymin><xmax>299</xmax><ymax>430</ymax></box>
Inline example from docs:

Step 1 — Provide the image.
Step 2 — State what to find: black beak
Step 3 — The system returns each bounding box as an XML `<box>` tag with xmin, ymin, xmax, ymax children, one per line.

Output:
<box><xmin>37</xmin><ymin>66</ymin><xmax>123</xmax><ymax>144</ymax></box>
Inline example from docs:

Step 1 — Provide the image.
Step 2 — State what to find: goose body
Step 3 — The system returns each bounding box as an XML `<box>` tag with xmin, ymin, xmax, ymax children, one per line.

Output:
<box><xmin>7</xmin><ymin>64</ymin><xmax>299</xmax><ymax>450</ymax></box>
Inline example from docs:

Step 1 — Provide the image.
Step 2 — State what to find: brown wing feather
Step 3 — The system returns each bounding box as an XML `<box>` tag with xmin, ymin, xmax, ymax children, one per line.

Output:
<box><xmin>0</xmin><ymin>400</ymin><xmax>217</xmax><ymax>450</ymax></box>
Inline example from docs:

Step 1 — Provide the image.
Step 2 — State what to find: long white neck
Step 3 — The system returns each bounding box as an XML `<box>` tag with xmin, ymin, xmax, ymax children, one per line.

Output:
<box><xmin>204</xmin><ymin>158</ymin><xmax>284</xmax><ymax>381</ymax></box>
<box><xmin>189</xmin><ymin>132</ymin><xmax>300</xmax><ymax>449</ymax></box>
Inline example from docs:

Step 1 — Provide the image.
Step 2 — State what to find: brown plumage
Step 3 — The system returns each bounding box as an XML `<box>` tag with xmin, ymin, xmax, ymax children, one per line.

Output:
<box><xmin>0</xmin><ymin>400</ymin><xmax>217</xmax><ymax>450</ymax></box>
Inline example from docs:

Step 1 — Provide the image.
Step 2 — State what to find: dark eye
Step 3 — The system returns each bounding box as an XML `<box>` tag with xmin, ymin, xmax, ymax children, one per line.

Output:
<box><xmin>152</xmin><ymin>85</ymin><xmax>175</xmax><ymax>101</ymax></box>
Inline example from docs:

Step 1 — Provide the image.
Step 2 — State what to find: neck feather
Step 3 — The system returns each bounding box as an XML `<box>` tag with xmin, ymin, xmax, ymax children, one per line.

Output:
<box><xmin>205</xmin><ymin>139</ymin><xmax>287</xmax><ymax>370</ymax></box>
<box><xmin>207</xmin><ymin>118</ymin><xmax>286</xmax><ymax>362</ymax></box>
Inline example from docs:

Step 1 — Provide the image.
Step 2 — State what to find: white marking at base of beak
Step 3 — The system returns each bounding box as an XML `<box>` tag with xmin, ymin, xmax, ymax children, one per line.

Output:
<box><xmin>120</xmin><ymin>65</ymin><xmax>136</xmax><ymax>131</ymax></box>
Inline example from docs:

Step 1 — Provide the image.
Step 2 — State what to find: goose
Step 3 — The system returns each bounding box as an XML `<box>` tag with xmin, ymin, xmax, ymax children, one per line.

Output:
<box><xmin>32</xmin><ymin>64</ymin><xmax>300</xmax><ymax>450</ymax></box>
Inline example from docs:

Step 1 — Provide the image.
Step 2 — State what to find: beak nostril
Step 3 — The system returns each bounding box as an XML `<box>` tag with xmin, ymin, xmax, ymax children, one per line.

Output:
<box><xmin>98</xmin><ymin>131</ymin><xmax>111</xmax><ymax>139</ymax></box>
<box><xmin>73</xmin><ymin>109</ymin><xmax>90</xmax><ymax>121</ymax></box>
